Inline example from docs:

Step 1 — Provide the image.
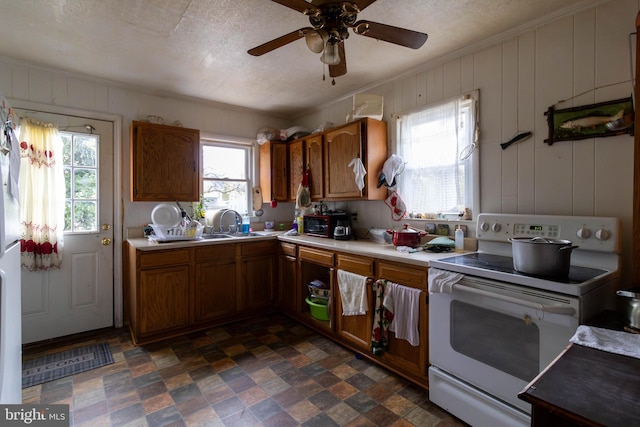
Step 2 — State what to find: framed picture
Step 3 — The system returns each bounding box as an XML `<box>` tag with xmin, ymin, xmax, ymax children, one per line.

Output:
<box><xmin>544</xmin><ymin>96</ymin><xmax>634</xmax><ymax>145</ymax></box>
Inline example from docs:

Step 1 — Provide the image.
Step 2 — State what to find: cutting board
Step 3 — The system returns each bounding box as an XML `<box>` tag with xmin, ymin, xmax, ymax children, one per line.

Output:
<box><xmin>252</xmin><ymin>187</ymin><xmax>263</xmax><ymax>210</ymax></box>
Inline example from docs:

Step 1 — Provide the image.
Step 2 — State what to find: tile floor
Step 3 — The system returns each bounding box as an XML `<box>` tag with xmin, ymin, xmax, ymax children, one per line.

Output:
<box><xmin>22</xmin><ymin>313</ymin><xmax>468</xmax><ymax>426</ymax></box>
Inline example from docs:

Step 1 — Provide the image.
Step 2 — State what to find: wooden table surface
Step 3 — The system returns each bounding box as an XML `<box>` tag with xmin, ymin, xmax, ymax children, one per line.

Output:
<box><xmin>518</xmin><ymin>343</ymin><xmax>640</xmax><ymax>427</ymax></box>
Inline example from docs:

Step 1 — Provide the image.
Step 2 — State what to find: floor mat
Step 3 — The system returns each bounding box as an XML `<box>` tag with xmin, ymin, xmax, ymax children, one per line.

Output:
<box><xmin>22</xmin><ymin>342</ymin><xmax>114</xmax><ymax>388</ymax></box>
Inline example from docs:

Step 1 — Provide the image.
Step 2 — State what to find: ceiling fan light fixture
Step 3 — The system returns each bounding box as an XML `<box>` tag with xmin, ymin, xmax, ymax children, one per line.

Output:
<box><xmin>321</xmin><ymin>41</ymin><xmax>340</xmax><ymax>65</ymax></box>
<box><xmin>304</xmin><ymin>29</ymin><xmax>325</xmax><ymax>53</ymax></box>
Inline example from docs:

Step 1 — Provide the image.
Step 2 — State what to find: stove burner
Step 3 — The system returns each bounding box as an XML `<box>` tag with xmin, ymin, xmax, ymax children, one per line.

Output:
<box><xmin>437</xmin><ymin>253</ymin><xmax>607</xmax><ymax>284</ymax></box>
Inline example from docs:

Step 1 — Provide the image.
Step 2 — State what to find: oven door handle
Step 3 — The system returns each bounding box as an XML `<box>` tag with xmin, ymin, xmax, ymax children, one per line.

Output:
<box><xmin>453</xmin><ymin>283</ymin><xmax>576</xmax><ymax>316</ymax></box>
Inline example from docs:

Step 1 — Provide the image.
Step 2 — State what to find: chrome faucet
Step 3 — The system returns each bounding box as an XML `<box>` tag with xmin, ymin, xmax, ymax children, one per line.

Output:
<box><xmin>219</xmin><ymin>209</ymin><xmax>241</xmax><ymax>233</ymax></box>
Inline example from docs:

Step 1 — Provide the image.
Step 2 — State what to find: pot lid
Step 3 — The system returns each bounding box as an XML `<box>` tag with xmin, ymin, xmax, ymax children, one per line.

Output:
<box><xmin>511</xmin><ymin>237</ymin><xmax>573</xmax><ymax>245</ymax></box>
<box><xmin>391</xmin><ymin>224</ymin><xmax>421</xmax><ymax>234</ymax></box>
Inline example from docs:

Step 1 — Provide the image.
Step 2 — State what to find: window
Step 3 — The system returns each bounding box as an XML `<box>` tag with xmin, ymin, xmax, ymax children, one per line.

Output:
<box><xmin>201</xmin><ymin>139</ymin><xmax>252</xmax><ymax>215</ymax></box>
<box><xmin>396</xmin><ymin>91</ymin><xmax>479</xmax><ymax>218</ymax></box>
<box><xmin>61</xmin><ymin>131</ymin><xmax>99</xmax><ymax>232</ymax></box>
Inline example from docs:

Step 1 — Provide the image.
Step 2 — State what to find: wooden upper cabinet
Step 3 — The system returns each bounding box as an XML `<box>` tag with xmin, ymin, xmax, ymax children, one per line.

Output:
<box><xmin>260</xmin><ymin>141</ymin><xmax>288</xmax><ymax>202</ymax></box>
<box><xmin>289</xmin><ymin>139</ymin><xmax>304</xmax><ymax>203</ymax></box>
<box><xmin>306</xmin><ymin>134</ymin><xmax>324</xmax><ymax>201</ymax></box>
<box><xmin>288</xmin><ymin>133</ymin><xmax>324</xmax><ymax>202</ymax></box>
<box><xmin>130</xmin><ymin>121</ymin><xmax>200</xmax><ymax>201</ymax></box>
<box><xmin>324</xmin><ymin>118</ymin><xmax>387</xmax><ymax>200</ymax></box>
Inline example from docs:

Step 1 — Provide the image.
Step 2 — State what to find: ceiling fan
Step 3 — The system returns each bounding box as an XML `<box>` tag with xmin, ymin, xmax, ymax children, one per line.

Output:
<box><xmin>247</xmin><ymin>0</ymin><xmax>428</xmax><ymax>80</ymax></box>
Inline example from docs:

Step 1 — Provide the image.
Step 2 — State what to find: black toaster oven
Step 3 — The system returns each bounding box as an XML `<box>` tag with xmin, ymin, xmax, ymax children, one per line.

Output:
<box><xmin>303</xmin><ymin>212</ymin><xmax>348</xmax><ymax>238</ymax></box>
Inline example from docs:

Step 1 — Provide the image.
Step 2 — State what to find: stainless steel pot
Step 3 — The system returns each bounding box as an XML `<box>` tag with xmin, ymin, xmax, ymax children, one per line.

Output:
<box><xmin>616</xmin><ymin>288</ymin><xmax>640</xmax><ymax>330</ymax></box>
<box><xmin>509</xmin><ymin>237</ymin><xmax>578</xmax><ymax>277</ymax></box>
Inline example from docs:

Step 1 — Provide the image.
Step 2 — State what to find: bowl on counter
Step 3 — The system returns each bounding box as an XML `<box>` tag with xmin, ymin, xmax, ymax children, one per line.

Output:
<box><xmin>369</xmin><ymin>228</ymin><xmax>391</xmax><ymax>244</ymax></box>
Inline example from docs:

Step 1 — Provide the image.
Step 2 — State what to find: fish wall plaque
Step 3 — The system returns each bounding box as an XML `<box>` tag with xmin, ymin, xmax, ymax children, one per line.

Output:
<box><xmin>544</xmin><ymin>96</ymin><xmax>634</xmax><ymax>145</ymax></box>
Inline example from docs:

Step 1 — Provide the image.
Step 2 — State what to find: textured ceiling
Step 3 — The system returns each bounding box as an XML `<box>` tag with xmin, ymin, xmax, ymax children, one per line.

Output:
<box><xmin>0</xmin><ymin>0</ymin><xmax>603</xmax><ymax>118</ymax></box>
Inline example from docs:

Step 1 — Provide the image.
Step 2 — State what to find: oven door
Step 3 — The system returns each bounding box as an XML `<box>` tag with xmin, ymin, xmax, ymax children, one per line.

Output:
<box><xmin>429</xmin><ymin>276</ymin><xmax>579</xmax><ymax>413</ymax></box>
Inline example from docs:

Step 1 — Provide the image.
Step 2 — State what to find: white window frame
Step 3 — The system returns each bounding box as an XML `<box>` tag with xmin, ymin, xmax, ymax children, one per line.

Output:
<box><xmin>394</xmin><ymin>90</ymin><xmax>479</xmax><ymax>220</ymax></box>
<box><xmin>200</xmin><ymin>133</ymin><xmax>255</xmax><ymax>217</ymax></box>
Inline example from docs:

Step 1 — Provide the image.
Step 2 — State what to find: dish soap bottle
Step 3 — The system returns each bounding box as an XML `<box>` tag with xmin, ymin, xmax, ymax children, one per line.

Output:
<box><xmin>455</xmin><ymin>225</ymin><xmax>464</xmax><ymax>252</ymax></box>
<box><xmin>242</xmin><ymin>213</ymin><xmax>251</xmax><ymax>234</ymax></box>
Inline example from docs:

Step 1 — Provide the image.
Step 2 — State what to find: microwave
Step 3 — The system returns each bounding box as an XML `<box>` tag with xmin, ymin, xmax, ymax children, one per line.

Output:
<box><xmin>303</xmin><ymin>213</ymin><xmax>348</xmax><ymax>238</ymax></box>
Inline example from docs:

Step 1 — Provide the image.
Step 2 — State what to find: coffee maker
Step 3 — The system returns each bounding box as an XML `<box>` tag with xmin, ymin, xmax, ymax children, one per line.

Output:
<box><xmin>333</xmin><ymin>219</ymin><xmax>352</xmax><ymax>240</ymax></box>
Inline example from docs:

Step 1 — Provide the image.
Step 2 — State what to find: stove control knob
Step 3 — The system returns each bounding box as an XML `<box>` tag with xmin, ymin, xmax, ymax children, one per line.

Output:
<box><xmin>480</xmin><ymin>221</ymin><xmax>490</xmax><ymax>232</ymax></box>
<box><xmin>576</xmin><ymin>227</ymin><xmax>591</xmax><ymax>239</ymax></box>
<box><xmin>491</xmin><ymin>223</ymin><xmax>502</xmax><ymax>232</ymax></box>
<box><xmin>595</xmin><ymin>228</ymin><xmax>611</xmax><ymax>241</ymax></box>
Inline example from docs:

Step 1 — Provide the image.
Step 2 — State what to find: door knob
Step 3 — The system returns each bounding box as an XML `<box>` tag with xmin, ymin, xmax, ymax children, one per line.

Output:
<box><xmin>101</xmin><ymin>238</ymin><xmax>112</xmax><ymax>245</ymax></box>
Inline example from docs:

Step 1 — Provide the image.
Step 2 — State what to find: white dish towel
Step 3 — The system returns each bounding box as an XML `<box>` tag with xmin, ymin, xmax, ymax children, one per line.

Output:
<box><xmin>570</xmin><ymin>325</ymin><xmax>640</xmax><ymax>359</ymax></box>
<box><xmin>428</xmin><ymin>267</ymin><xmax>464</xmax><ymax>293</ymax></box>
<box><xmin>386</xmin><ymin>282</ymin><xmax>422</xmax><ymax>346</ymax></box>
<box><xmin>337</xmin><ymin>270</ymin><xmax>368</xmax><ymax>316</ymax></box>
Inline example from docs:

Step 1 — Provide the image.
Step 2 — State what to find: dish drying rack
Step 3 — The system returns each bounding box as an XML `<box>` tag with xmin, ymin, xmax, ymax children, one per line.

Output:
<box><xmin>149</xmin><ymin>223</ymin><xmax>203</xmax><ymax>241</ymax></box>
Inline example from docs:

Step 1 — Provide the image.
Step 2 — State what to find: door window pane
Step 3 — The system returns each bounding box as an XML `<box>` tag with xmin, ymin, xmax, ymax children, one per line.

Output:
<box><xmin>61</xmin><ymin>131</ymin><xmax>99</xmax><ymax>232</ymax></box>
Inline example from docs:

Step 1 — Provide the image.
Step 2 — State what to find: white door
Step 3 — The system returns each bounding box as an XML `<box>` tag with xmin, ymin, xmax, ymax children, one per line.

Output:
<box><xmin>16</xmin><ymin>110</ymin><xmax>114</xmax><ymax>344</ymax></box>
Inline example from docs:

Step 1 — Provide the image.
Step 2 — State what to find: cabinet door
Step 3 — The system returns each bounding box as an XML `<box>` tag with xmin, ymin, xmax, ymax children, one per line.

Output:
<box><xmin>376</xmin><ymin>261</ymin><xmax>429</xmax><ymax>379</ymax></box>
<box><xmin>306</xmin><ymin>135</ymin><xmax>324</xmax><ymax>200</ymax></box>
<box><xmin>260</xmin><ymin>141</ymin><xmax>288</xmax><ymax>202</ymax></box>
<box><xmin>241</xmin><ymin>241</ymin><xmax>277</xmax><ymax>311</ymax></box>
<box><xmin>324</xmin><ymin>122</ymin><xmax>362</xmax><ymax>199</ymax></box>
<box><xmin>335</xmin><ymin>254</ymin><xmax>374</xmax><ymax>351</ymax></box>
<box><xmin>194</xmin><ymin>257</ymin><xmax>237</xmax><ymax>322</ymax></box>
<box><xmin>289</xmin><ymin>139</ymin><xmax>304</xmax><ymax>202</ymax></box>
<box><xmin>138</xmin><ymin>265</ymin><xmax>190</xmax><ymax>335</ymax></box>
<box><xmin>279</xmin><ymin>243</ymin><xmax>298</xmax><ymax>315</ymax></box>
<box><xmin>130</xmin><ymin>121</ymin><xmax>199</xmax><ymax>201</ymax></box>
<box><xmin>242</xmin><ymin>254</ymin><xmax>276</xmax><ymax>311</ymax></box>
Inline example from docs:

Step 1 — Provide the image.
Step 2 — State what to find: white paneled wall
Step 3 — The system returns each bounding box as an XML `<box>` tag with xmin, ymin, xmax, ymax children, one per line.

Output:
<box><xmin>295</xmin><ymin>0</ymin><xmax>637</xmax><ymax>285</ymax></box>
<box><xmin>0</xmin><ymin>0</ymin><xmax>636</xmax><ymax>286</ymax></box>
<box><xmin>0</xmin><ymin>58</ymin><xmax>290</xmax><ymax>232</ymax></box>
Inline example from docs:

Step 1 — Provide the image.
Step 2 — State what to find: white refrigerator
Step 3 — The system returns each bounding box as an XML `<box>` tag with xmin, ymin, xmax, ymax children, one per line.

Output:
<box><xmin>0</xmin><ymin>104</ymin><xmax>22</xmax><ymax>403</ymax></box>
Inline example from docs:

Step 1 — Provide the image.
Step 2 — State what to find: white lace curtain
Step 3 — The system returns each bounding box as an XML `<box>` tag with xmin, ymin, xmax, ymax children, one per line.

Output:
<box><xmin>19</xmin><ymin>117</ymin><xmax>65</xmax><ymax>271</ymax></box>
<box><xmin>396</xmin><ymin>99</ymin><xmax>462</xmax><ymax>214</ymax></box>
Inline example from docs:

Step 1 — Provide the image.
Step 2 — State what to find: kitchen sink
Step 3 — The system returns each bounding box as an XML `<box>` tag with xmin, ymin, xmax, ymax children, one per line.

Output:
<box><xmin>226</xmin><ymin>232</ymin><xmax>262</xmax><ymax>237</ymax></box>
<box><xmin>200</xmin><ymin>233</ymin><xmax>234</xmax><ymax>239</ymax></box>
<box><xmin>200</xmin><ymin>232</ymin><xmax>264</xmax><ymax>240</ymax></box>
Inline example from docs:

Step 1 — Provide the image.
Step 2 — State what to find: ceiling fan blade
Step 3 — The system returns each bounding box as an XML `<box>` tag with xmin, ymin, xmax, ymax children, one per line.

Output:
<box><xmin>272</xmin><ymin>0</ymin><xmax>319</xmax><ymax>14</ymax></box>
<box><xmin>353</xmin><ymin>20</ymin><xmax>428</xmax><ymax>49</ymax></box>
<box><xmin>351</xmin><ymin>0</ymin><xmax>377</xmax><ymax>11</ymax></box>
<box><xmin>248</xmin><ymin>29</ymin><xmax>307</xmax><ymax>56</ymax></box>
<box><xmin>329</xmin><ymin>42</ymin><xmax>347</xmax><ymax>77</ymax></box>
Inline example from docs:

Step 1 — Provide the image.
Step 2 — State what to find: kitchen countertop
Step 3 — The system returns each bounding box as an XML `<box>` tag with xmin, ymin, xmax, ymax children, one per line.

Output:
<box><xmin>127</xmin><ymin>232</ymin><xmax>473</xmax><ymax>267</ymax></box>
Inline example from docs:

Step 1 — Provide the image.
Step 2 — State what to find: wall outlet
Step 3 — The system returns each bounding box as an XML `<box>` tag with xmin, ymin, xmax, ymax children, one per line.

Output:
<box><xmin>351</xmin><ymin>213</ymin><xmax>358</xmax><ymax>222</ymax></box>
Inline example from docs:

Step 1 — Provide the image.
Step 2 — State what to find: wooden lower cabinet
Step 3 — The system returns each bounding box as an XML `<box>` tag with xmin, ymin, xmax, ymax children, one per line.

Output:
<box><xmin>128</xmin><ymin>247</ymin><xmax>192</xmax><ymax>343</ymax></box>
<box><xmin>194</xmin><ymin>244</ymin><xmax>237</xmax><ymax>323</ymax></box>
<box><xmin>138</xmin><ymin>264</ymin><xmax>190</xmax><ymax>335</ymax></box>
<box><xmin>298</xmin><ymin>246</ymin><xmax>334</xmax><ymax>332</ymax></box>
<box><xmin>290</xmin><ymin>244</ymin><xmax>430</xmax><ymax>387</ymax></box>
<box><xmin>335</xmin><ymin>253</ymin><xmax>375</xmax><ymax>352</ymax></box>
<box><xmin>241</xmin><ymin>241</ymin><xmax>277</xmax><ymax>311</ymax></box>
<box><xmin>126</xmin><ymin>239</ymin><xmax>430</xmax><ymax>387</ymax></box>
<box><xmin>278</xmin><ymin>243</ymin><xmax>298</xmax><ymax>315</ymax></box>
<box><xmin>127</xmin><ymin>240</ymin><xmax>276</xmax><ymax>345</ymax></box>
<box><xmin>376</xmin><ymin>261</ymin><xmax>429</xmax><ymax>382</ymax></box>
